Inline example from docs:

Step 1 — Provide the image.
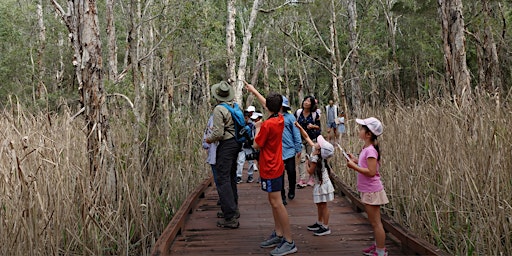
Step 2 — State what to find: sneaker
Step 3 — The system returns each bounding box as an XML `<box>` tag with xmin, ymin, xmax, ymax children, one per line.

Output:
<box><xmin>362</xmin><ymin>244</ymin><xmax>376</xmax><ymax>256</ymax></box>
<box><xmin>296</xmin><ymin>180</ymin><xmax>306</xmax><ymax>189</ymax></box>
<box><xmin>270</xmin><ymin>240</ymin><xmax>297</xmax><ymax>256</ymax></box>
<box><xmin>282</xmin><ymin>197</ymin><xmax>288</xmax><ymax>206</ymax></box>
<box><xmin>236</xmin><ymin>177</ymin><xmax>242</xmax><ymax>184</ymax></box>
<box><xmin>260</xmin><ymin>231</ymin><xmax>283</xmax><ymax>248</ymax></box>
<box><xmin>288</xmin><ymin>192</ymin><xmax>295</xmax><ymax>200</ymax></box>
<box><xmin>371</xmin><ymin>248</ymin><xmax>388</xmax><ymax>256</ymax></box>
<box><xmin>217</xmin><ymin>209</ymin><xmax>240</xmax><ymax>219</ymax></box>
<box><xmin>307</xmin><ymin>222</ymin><xmax>321</xmax><ymax>231</ymax></box>
<box><xmin>306</xmin><ymin>176</ymin><xmax>315</xmax><ymax>186</ymax></box>
<box><xmin>313</xmin><ymin>225</ymin><xmax>331</xmax><ymax>236</ymax></box>
<box><xmin>247</xmin><ymin>175</ymin><xmax>254</xmax><ymax>183</ymax></box>
<box><xmin>216</xmin><ymin>217</ymin><xmax>239</xmax><ymax>229</ymax></box>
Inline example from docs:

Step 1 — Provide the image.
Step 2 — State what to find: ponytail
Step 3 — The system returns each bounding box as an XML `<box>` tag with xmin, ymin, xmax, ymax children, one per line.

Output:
<box><xmin>371</xmin><ymin>134</ymin><xmax>381</xmax><ymax>161</ymax></box>
<box><xmin>363</xmin><ymin>125</ymin><xmax>381</xmax><ymax>161</ymax></box>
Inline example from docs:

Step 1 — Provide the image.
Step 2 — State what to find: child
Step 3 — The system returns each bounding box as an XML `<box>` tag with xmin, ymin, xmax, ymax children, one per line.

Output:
<box><xmin>253</xmin><ymin>92</ymin><xmax>297</xmax><ymax>256</ymax></box>
<box><xmin>336</xmin><ymin>111</ymin><xmax>345</xmax><ymax>144</ymax></box>
<box><xmin>245</xmin><ymin>82</ymin><xmax>302</xmax><ymax>204</ymax></box>
<box><xmin>295</xmin><ymin>123</ymin><xmax>335</xmax><ymax>236</ymax></box>
<box><xmin>346</xmin><ymin>117</ymin><xmax>389</xmax><ymax>256</ymax></box>
<box><xmin>236</xmin><ymin>111</ymin><xmax>257</xmax><ymax>183</ymax></box>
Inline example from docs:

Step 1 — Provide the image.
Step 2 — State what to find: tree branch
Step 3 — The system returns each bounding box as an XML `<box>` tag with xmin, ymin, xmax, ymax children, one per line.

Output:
<box><xmin>308</xmin><ymin>9</ymin><xmax>332</xmax><ymax>54</ymax></box>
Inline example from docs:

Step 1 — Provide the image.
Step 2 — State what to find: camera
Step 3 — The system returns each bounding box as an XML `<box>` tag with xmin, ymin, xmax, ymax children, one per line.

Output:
<box><xmin>245</xmin><ymin>150</ymin><xmax>260</xmax><ymax>161</ymax></box>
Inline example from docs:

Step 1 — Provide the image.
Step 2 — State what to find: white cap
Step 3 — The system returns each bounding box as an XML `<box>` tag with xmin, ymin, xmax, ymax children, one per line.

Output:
<box><xmin>250</xmin><ymin>112</ymin><xmax>263</xmax><ymax>120</ymax></box>
<box><xmin>246</xmin><ymin>106</ymin><xmax>256</xmax><ymax>112</ymax></box>
<box><xmin>356</xmin><ymin>117</ymin><xmax>383</xmax><ymax>136</ymax></box>
<box><xmin>316</xmin><ymin>135</ymin><xmax>334</xmax><ymax>159</ymax></box>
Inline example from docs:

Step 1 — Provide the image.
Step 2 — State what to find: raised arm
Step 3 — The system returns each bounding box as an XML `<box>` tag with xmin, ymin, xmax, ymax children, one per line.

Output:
<box><xmin>244</xmin><ymin>81</ymin><xmax>267</xmax><ymax>109</ymax></box>
<box><xmin>294</xmin><ymin>121</ymin><xmax>315</xmax><ymax>147</ymax></box>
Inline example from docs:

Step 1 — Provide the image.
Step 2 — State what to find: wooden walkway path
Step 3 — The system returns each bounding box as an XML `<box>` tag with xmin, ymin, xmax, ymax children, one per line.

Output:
<box><xmin>153</xmin><ymin>171</ymin><xmax>447</xmax><ymax>256</ymax></box>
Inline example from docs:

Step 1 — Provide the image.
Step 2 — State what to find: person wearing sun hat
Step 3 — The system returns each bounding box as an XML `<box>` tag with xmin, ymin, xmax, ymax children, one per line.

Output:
<box><xmin>205</xmin><ymin>81</ymin><xmax>242</xmax><ymax>229</ymax></box>
<box><xmin>346</xmin><ymin>117</ymin><xmax>389</xmax><ymax>256</ymax></box>
<box><xmin>295</xmin><ymin>122</ymin><xmax>336</xmax><ymax>237</ymax></box>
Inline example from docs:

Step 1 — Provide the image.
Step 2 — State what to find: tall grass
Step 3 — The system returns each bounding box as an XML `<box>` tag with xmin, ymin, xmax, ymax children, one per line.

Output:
<box><xmin>331</xmin><ymin>96</ymin><xmax>512</xmax><ymax>255</ymax></box>
<box><xmin>0</xmin><ymin>102</ymin><xmax>209</xmax><ymax>255</ymax></box>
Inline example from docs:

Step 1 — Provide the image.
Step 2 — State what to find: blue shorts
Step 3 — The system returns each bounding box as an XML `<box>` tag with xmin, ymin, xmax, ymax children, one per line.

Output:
<box><xmin>260</xmin><ymin>176</ymin><xmax>283</xmax><ymax>193</ymax></box>
<box><xmin>327</xmin><ymin>122</ymin><xmax>337</xmax><ymax>129</ymax></box>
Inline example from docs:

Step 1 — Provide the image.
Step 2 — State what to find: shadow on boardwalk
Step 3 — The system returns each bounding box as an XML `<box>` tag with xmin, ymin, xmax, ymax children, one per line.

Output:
<box><xmin>169</xmin><ymin>171</ymin><xmax>409</xmax><ymax>255</ymax></box>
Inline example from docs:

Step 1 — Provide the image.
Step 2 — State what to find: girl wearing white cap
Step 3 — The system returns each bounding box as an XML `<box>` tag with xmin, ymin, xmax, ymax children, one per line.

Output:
<box><xmin>295</xmin><ymin>123</ymin><xmax>335</xmax><ymax>237</ymax></box>
<box><xmin>346</xmin><ymin>117</ymin><xmax>389</xmax><ymax>256</ymax></box>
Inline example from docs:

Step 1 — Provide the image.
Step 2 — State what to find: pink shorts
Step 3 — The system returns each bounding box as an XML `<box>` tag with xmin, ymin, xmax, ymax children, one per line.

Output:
<box><xmin>360</xmin><ymin>190</ymin><xmax>389</xmax><ymax>205</ymax></box>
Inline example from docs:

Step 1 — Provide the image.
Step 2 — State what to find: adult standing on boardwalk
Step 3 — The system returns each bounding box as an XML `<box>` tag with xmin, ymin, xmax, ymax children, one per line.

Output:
<box><xmin>295</xmin><ymin>96</ymin><xmax>321</xmax><ymax>188</ymax></box>
<box><xmin>205</xmin><ymin>81</ymin><xmax>241</xmax><ymax>229</ymax></box>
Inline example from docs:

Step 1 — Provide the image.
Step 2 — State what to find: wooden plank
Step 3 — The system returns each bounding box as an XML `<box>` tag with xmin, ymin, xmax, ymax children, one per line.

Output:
<box><xmin>151</xmin><ymin>176</ymin><xmax>213</xmax><ymax>256</ymax></box>
<box><xmin>329</xmin><ymin>173</ymin><xmax>449</xmax><ymax>256</ymax></box>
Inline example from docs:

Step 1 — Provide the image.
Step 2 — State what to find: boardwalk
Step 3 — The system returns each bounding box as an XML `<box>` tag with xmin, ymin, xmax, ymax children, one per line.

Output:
<box><xmin>168</xmin><ymin>171</ymin><xmax>412</xmax><ymax>255</ymax></box>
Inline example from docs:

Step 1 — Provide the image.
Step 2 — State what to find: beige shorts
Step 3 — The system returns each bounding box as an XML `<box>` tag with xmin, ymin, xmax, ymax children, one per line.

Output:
<box><xmin>360</xmin><ymin>190</ymin><xmax>389</xmax><ymax>205</ymax></box>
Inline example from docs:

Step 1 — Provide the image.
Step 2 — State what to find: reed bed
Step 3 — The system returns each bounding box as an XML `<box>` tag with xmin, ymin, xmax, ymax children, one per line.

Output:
<box><xmin>1</xmin><ymin>96</ymin><xmax>510</xmax><ymax>255</ymax></box>
<box><xmin>331</xmin><ymin>97</ymin><xmax>512</xmax><ymax>255</ymax></box>
<box><xmin>0</xmin><ymin>103</ymin><xmax>208</xmax><ymax>255</ymax></box>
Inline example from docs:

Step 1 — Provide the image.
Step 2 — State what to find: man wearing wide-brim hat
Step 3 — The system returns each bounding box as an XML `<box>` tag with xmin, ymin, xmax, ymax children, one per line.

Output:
<box><xmin>205</xmin><ymin>81</ymin><xmax>242</xmax><ymax>228</ymax></box>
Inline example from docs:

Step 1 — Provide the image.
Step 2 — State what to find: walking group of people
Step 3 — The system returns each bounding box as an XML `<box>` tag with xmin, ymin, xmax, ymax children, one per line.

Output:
<box><xmin>202</xmin><ymin>80</ymin><xmax>389</xmax><ymax>256</ymax></box>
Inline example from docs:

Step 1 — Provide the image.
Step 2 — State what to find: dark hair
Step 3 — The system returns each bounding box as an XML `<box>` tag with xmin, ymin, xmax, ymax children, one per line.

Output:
<box><xmin>301</xmin><ymin>96</ymin><xmax>317</xmax><ymax>112</ymax></box>
<box><xmin>266</xmin><ymin>92</ymin><xmax>283</xmax><ymax>113</ymax></box>
<box><xmin>314</xmin><ymin>157</ymin><xmax>331</xmax><ymax>185</ymax></box>
<box><xmin>362</xmin><ymin>125</ymin><xmax>381</xmax><ymax>161</ymax></box>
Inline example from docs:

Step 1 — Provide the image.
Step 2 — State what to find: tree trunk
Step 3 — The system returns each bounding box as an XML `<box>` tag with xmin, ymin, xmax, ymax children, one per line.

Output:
<box><xmin>481</xmin><ymin>0</ymin><xmax>502</xmax><ymax>92</ymax></box>
<box><xmin>438</xmin><ymin>0</ymin><xmax>471</xmax><ymax>102</ymax></box>
<box><xmin>234</xmin><ymin>0</ymin><xmax>262</xmax><ymax>104</ymax></box>
<box><xmin>36</xmin><ymin>0</ymin><xmax>46</xmax><ymax>99</ymax></box>
<box><xmin>379</xmin><ymin>0</ymin><xmax>401</xmax><ymax>99</ymax></box>
<box><xmin>106</xmin><ymin>0</ymin><xmax>118</xmax><ymax>81</ymax></box>
<box><xmin>51</xmin><ymin>0</ymin><xmax>111</xmax><ymax>178</ymax></box>
<box><xmin>329</xmin><ymin>0</ymin><xmax>340</xmax><ymax>104</ymax></box>
<box><xmin>226</xmin><ymin>0</ymin><xmax>237</xmax><ymax>86</ymax></box>
<box><xmin>347</xmin><ymin>0</ymin><xmax>362</xmax><ymax>116</ymax></box>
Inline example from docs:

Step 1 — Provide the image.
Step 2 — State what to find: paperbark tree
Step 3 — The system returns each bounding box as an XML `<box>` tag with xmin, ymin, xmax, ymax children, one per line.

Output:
<box><xmin>347</xmin><ymin>0</ymin><xmax>362</xmax><ymax>116</ymax></box>
<box><xmin>106</xmin><ymin>0</ymin><xmax>118</xmax><ymax>81</ymax></box>
<box><xmin>36</xmin><ymin>0</ymin><xmax>46</xmax><ymax>99</ymax></box>
<box><xmin>234</xmin><ymin>0</ymin><xmax>262</xmax><ymax>104</ymax></box>
<box><xmin>51</xmin><ymin>0</ymin><xmax>111</xmax><ymax>177</ymax></box>
<box><xmin>438</xmin><ymin>0</ymin><xmax>471</xmax><ymax>101</ymax></box>
<box><xmin>226</xmin><ymin>0</ymin><xmax>237</xmax><ymax>86</ymax></box>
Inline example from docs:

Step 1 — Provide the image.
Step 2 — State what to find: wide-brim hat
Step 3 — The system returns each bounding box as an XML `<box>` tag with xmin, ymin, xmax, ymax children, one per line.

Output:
<box><xmin>211</xmin><ymin>81</ymin><xmax>234</xmax><ymax>102</ymax></box>
<box><xmin>317</xmin><ymin>135</ymin><xmax>334</xmax><ymax>159</ymax></box>
<box><xmin>356</xmin><ymin>117</ymin><xmax>383</xmax><ymax>136</ymax></box>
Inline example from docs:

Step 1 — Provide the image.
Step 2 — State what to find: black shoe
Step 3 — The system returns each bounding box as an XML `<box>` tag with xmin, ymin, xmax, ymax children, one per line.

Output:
<box><xmin>247</xmin><ymin>175</ymin><xmax>254</xmax><ymax>183</ymax></box>
<box><xmin>217</xmin><ymin>217</ymin><xmax>240</xmax><ymax>229</ymax></box>
<box><xmin>217</xmin><ymin>209</ymin><xmax>240</xmax><ymax>219</ymax></box>
<box><xmin>282</xmin><ymin>198</ymin><xmax>288</xmax><ymax>206</ymax></box>
<box><xmin>236</xmin><ymin>177</ymin><xmax>242</xmax><ymax>184</ymax></box>
<box><xmin>288</xmin><ymin>193</ymin><xmax>295</xmax><ymax>200</ymax></box>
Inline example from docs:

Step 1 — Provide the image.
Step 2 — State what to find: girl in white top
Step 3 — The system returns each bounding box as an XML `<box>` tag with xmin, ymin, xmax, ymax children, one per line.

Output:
<box><xmin>295</xmin><ymin>123</ymin><xmax>335</xmax><ymax>236</ymax></box>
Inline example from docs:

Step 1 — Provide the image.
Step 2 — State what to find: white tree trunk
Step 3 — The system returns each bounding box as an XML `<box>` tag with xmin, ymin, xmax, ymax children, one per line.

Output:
<box><xmin>234</xmin><ymin>0</ymin><xmax>262</xmax><ymax>104</ymax></box>
<box><xmin>329</xmin><ymin>0</ymin><xmax>339</xmax><ymax>104</ymax></box>
<box><xmin>226</xmin><ymin>0</ymin><xmax>237</xmax><ymax>86</ymax></box>
<box><xmin>347</xmin><ymin>0</ymin><xmax>362</xmax><ymax>116</ymax></box>
<box><xmin>36</xmin><ymin>0</ymin><xmax>46</xmax><ymax>99</ymax></box>
<box><xmin>106</xmin><ymin>0</ymin><xmax>118</xmax><ymax>81</ymax></box>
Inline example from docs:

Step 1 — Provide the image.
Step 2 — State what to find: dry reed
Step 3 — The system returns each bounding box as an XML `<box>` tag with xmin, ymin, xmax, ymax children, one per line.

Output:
<box><xmin>331</xmin><ymin>96</ymin><xmax>512</xmax><ymax>255</ymax></box>
<box><xmin>0</xmin><ymin>102</ymin><xmax>209</xmax><ymax>255</ymax></box>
